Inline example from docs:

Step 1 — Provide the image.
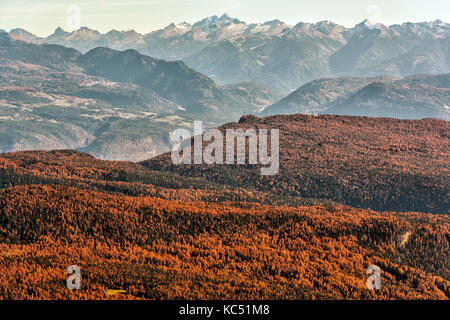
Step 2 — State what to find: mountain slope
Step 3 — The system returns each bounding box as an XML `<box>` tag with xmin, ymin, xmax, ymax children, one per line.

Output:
<box><xmin>262</xmin><ymin>74</ymin><xmax>450</xmax><ymax>120</ymax></box>
<box><xmin>326</xmin><ymin>81</ymin><xmax>450</xmax><ymax>120</ymax></box>
<box><xmin>399</xmin><ymin>73</ymin><xmax>450</xmax><ymax>88</ymax></box>
<box><xmin>182</xmin><ymin>21</ymin><xmax>347</xmax><ymax>92</ymax></box>
<box><xmin>77</xmin><ymin>47</ymin><xmax>254</xmax><ymax>116</ymax></box>
<box><xmin>9</xmin><ymin>28</ymin><xmax>42</xmax><ymax>42</ymax></box>
<box><xmin>0</xmin><ymin>48</ymin><xmax>185</xmax><ymax>160</ymax></box>
<box><xmin>0</xmin><ymin>31</ymin><xmax>81</xmax><ymax>71</ymax></box>
<box><xmin>261</xmin><ymin>76</ymin><xmax>399</xmax><ymax>116</ymax></box>
<box><xmin>1</xmin><ymin>32</ymin><xmax>258</xmax><ymax>119</ymax></box>
<box><xmin>220</xmin><ymin>81</ymin><xmax>283</xmax><ymax>111</ymax></box>
<box><xmin>144</xmin><ymin>114</ymin><xmax>450</xmax><ymax>214</ymax></box>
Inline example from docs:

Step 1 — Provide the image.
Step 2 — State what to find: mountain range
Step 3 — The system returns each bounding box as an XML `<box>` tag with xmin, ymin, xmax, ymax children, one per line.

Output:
<box><xmin>10</xmin><ymin>15</ymin><xmax>450</xmax><ymax>92</ymax></box>
<box><xmin>1</xmin><ymin>16</ymin><xmax>449</xmax><ymax>161</ymax></box>
<box><xmin>0</xmin><ymin>31</ymin><xmax>278</xmax><ymax>160</ymax></box>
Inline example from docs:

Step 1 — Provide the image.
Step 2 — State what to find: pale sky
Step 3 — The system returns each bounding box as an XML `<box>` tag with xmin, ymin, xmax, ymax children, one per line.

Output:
<box><xmin>1</xmin><ymin>0</ymin><xmax>449</xmax><ymax>36</ymax></box>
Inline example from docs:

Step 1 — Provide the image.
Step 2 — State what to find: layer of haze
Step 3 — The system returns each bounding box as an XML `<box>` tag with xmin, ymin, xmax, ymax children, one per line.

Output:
<box><xmin>1</xmin><ymin>0</ymin><xmax>449</xmax><ymax>36</ymax></box>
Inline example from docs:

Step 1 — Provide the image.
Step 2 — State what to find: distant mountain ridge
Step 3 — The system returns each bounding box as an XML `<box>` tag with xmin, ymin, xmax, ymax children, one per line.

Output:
<box><xmin>261</xmin><ymin>74</ymin><xmax>450</xmax><ymax>120</ymax></box>
<box><xmin>9</xmin><ymin>15</ymin><xmax>450</xmax><ymax>92</ymax></box>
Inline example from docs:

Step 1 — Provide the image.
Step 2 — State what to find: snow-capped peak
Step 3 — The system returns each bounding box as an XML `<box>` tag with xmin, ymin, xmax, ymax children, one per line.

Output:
<box><xmin>193</xmin><ymin>14</ymin><xmax>241</xmax><ymax>28</ymax></box>
<box><xmin>160</xmin><ymin>22</ymin><xmax>192</xmax><ymax>38</ymax></box>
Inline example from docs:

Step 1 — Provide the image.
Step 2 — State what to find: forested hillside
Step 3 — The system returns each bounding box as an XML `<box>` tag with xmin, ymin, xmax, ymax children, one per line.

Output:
<box><xmin>145</xmin><ymin>114</ymin><xmax>450</xmax><ymax>214</ymax></box>
<box><xmin>0</xmin><ymin>113</ymin><xmax>448</xmax><ymax>300</ymax></box>
<box><xmin>0</xmin><ymin>184</ymin><xmax>448</xmax><ymax>299</ymax></box>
